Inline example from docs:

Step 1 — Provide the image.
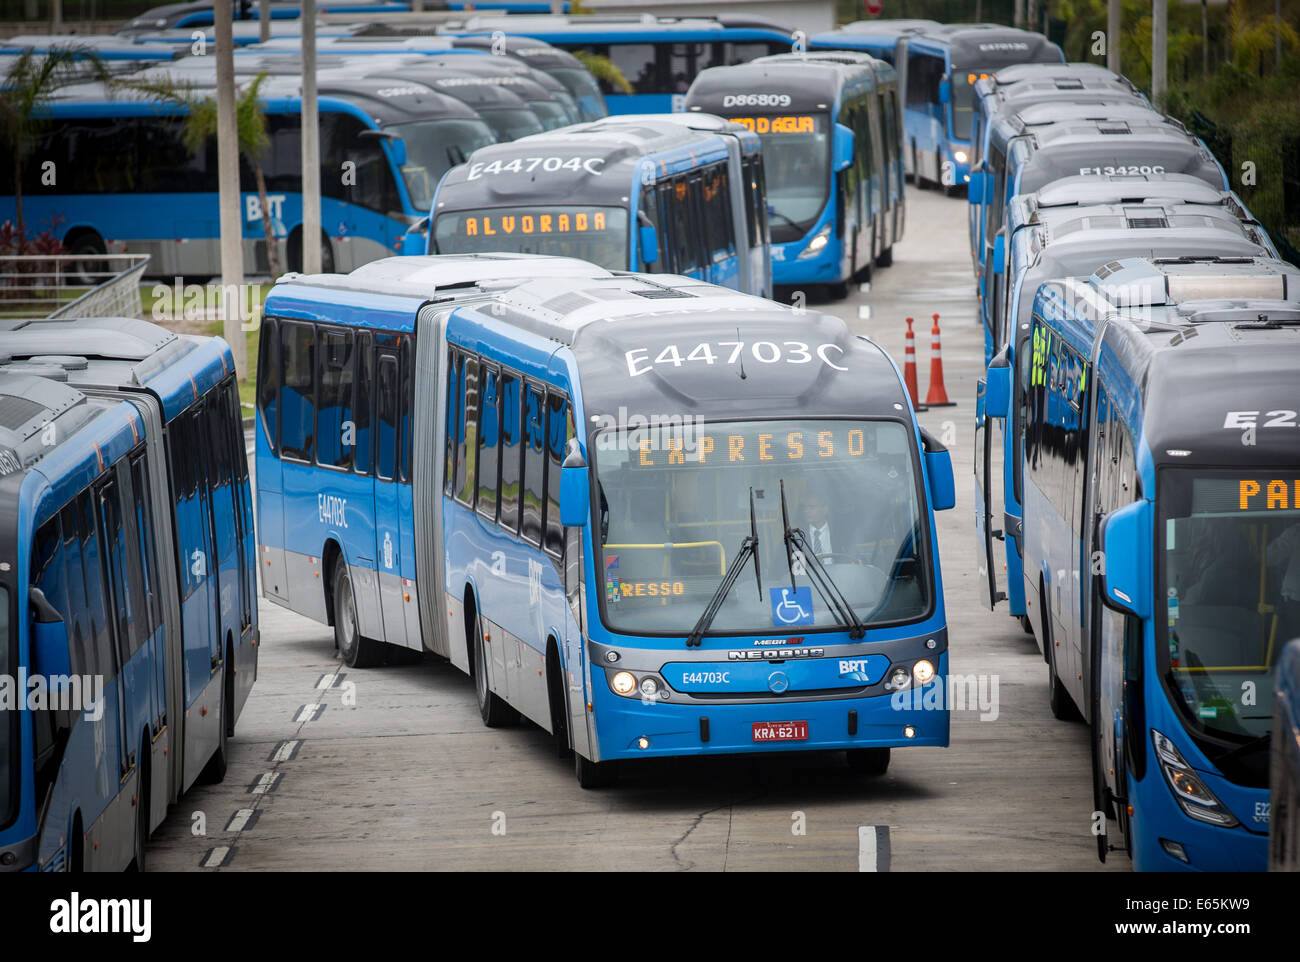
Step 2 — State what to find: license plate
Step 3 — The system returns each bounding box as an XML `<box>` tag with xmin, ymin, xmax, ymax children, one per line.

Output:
<box><xmin>752</xmin><ymin>721</ymin><xmax>808</xmax><ymax>742</ymax></box>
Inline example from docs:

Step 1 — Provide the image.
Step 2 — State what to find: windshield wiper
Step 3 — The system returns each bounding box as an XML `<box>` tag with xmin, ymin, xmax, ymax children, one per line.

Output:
<box><xmin>778</xmin><ymin>479</ymin><xmax>867</xmax><ymax>640</ymax></box>
<box><xmin>687</xmin><ymin>487</ymin><xmax>763</xmax><ymax>647</ymax></box>
<box><xmin>766</xmin><ymin>207</ymin><xmax>802</xmax><ymax>231</ymax></box>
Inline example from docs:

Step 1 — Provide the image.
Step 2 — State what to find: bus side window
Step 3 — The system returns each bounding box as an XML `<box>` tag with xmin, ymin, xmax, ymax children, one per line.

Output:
<box><xmin>703</xmin><ymin>165</ymin><xmax>735</xmax><ymax>263</ymax></box>
<box><xmin>376</xmin><ymin>354</ymin><xmax>399</xmax><ymax>483</ymax></box>
<box><xmin>454</xmin><ymin>355</ymin><xmax>479</xmax><ymax>506</ymax></box>
<box><xmin>656</xmin><ymin>181</ymin><xmax>677</xmax><ymax>272</ymax></box>
<box><xmin>544</xmin><ymin>391</ymin><xmax>570</xmax><ymax>558</ymax></box>
<box><xmin>77</xmin><ymin>491</ymin><xmax>115</xmax><ymax>680</ymax></box>
<box><xmin>444</xmin><ymin>349</ymin><xmax>462</xmax><ymax>496</ymax></box>
<box><xmin>399</xmin><ymin>337</ymin><xmax>414</xmax><ymax>483</ymax></box>
<box><xmin>316</xmin><ymin>328</ymin><xmax>355</xmax><ymax>470</ymax></box>
<box><xmin>30</xmin><ymin>517</ymin><xmax>65</xmax><ymax>778</ymax></box>
<box><xmin>130</xmin><ymin>455</ymin><xmax>160</xmax><ymax>634</ymax></box>
<box><xmin>639</xmin><ymin>186</ymin><xmax>662</xmax><ymax>272</ymax></box>
<box><xmin>98</xmin><ymin>478</ymin><xmax>137</xmax><ymax>665</ymax></box>
<box><xmin>606</xmin><ymin>42</ymin><xmax>658</xmax><ymax>94</ymax></box>
<box><xmin>256</xmin><ymin>316</ymin><xmax>279</xmax><ymax>453</ymax></box>
<box><xmin>498</xmin><ymin>371</ymin><xmax>521</xmax><ymax>535</ymax></box>
<box><xmin>521</xmin><ymin>381</ymin><xmax>546</xmax><ymax>547</ymax></box>
<box><xmin>280</xmin><ymin>321</ymin><xmax>316</xmax><ymax>463</ymax></box>
<box><xmin>353</xmin><ymin>331</ymin><xmax>373</xmax><ymax>476</ymax></box>
<box><xmin>477</xmin><ymin>364</ymin><xmax>501</xmax><ymax>522</ymax></box>
<box><xmin>59</xmin><ymin>503</ymin><xmax>93</xmax><ymax>677</ymax></box>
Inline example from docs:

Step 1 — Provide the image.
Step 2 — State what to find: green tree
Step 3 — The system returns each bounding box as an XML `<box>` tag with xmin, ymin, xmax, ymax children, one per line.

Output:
<box><xmin>0</xmin><ymin>45</ymin><xmax>109</xmax><ymax>243</ymax></box>
<box><xmin>120</xmin><ymin>71</ymin><xmax>282</xmax><ymax>276</ymax></box>
<box><xmin>570</xmin><ymin>50</ymin><xmax>633</xmax><ymax>95</ymax></box>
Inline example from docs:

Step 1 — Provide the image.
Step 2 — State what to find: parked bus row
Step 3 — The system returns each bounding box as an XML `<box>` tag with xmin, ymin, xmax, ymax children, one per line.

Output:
<box><xmin>253</xmin><ymin>252</ymin><xmax>957</xmax><ymax>787</ymax></box>
<box><xmin>0</xmin><ymin>318</ymin><xmax>256</xmax><ymax>872</ymax></box>
<box><xmin>956</xmin><ymin>54</ymin><xmax>1297</xmax><ymax>872</ymax></box>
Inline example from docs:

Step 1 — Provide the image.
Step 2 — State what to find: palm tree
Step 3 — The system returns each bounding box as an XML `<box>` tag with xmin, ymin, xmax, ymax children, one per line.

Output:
<box><xmin>119</xmin><ymin>71</ymin><xmax>283</xmax><ymax>277</ymax></box>
<box><xmin>0</xmin><ymin>45</ymin><xmax>108</xmax><ymax>243</ymax></box>
<box><xmin>570</xmin><ymin>50</ymin><xmax>633</xmax><ymax>95</ymax></box>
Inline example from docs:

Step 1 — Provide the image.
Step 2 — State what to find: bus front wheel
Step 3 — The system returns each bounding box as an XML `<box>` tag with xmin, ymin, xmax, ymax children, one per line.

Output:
<box><xmin>574</xmin><ymin>751</ymin><xmax>615</xmax><ymax>789</ymax></box>
<box><xmin>334</xmin><ymin>561</ymin><xmax>382</xmax><ymax>668</ymax></box>
<box><xmin>846</xmin><ymin>748</ymin><xmax>890</xmax><ymax>775</ymax></box>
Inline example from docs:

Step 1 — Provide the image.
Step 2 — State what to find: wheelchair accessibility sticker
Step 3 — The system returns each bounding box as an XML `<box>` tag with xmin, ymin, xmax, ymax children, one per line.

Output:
<box><xmin>769</xmin><ymin>586</ymin><xmax>814</xmax><ymax>627</ymax></box>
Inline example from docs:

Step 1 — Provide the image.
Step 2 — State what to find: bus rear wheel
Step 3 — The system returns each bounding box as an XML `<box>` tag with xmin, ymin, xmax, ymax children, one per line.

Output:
<box><xmin>1046</xmin><ymin>635</ymin><xmax>1082</xmax><ymax>722</ymax></box>
<box><xmin>876</xmin><ymin>245</ymin><xmax>893</xmax><ymax>267</ymax></box>
<box><xmin>473</xmin><ymin>612</ymin><xmax>518</xmax><ymax>728</ymax></box>
<box><xmin>334</xmin><ymin>561</ymin><xmax>382</xmax><ymax>668</ymax></box>
<box><xmin>846</xmin><ymin>748</ymin><xmax>890</xmax><ymax>775</ymax></box>
<box><xmin>574</xmin><ymin>751</ymin><xmax>615</xmax><ymax>789</ymax></box>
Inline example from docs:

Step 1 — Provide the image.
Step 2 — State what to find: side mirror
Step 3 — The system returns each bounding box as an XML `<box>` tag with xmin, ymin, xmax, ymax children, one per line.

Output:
<box><xmin>919</xmin><ymin>428</ymin><xmax>956</xmax><ymax>511</ymax></box>
<box><xmin>638</xmin><ymin>222</ymin><xmax>659</xmax><ymax>266</ymax></box>
<box><xmin>968</xmin><ymin>170</ymin><xmax>985</xmax><ymax>202</ymax></box>
<box><xmin>985</xmin><ymin>346</ymin><xmax>1011</xmax><ymax>418</ymax></box>
<box><xmin>389</xmin><ymin>136</ymin><xmax>407</xmax><ymax>169</ymax></box>
<box><xmin>992</xmin><ymin>231</ymin><xmax>1006</xmax><ymax>276</ymax></box>
<box><xmin>1100</xmin><ymin>500</ymin><xmax>1152</xmax><ymax>619</ymax></box>
<box><xmin>938</xmin><ymin>77</ymin><xmax>951</xmax><ymax>105</ymax></box>
<box><xmin>559</xmin><ymin>440</ymin><xmax>590</xmax><ymax>527</ymax></box>
<box><xmin>833</xmin><ymin>122</ymin><xmax>855</xmax><ymax>172</ymax></box>
<box><xmin>29</xmin><ymin>586</ymin><xmax>71</xmax><ymax>679</ymax></box>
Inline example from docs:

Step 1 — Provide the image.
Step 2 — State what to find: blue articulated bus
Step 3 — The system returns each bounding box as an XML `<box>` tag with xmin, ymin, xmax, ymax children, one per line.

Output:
<box><xmin>684</xmin><ymin>54</ymin><xmax>889</xmax><ymax>295</ymax></box>
<box><xmin>1010</xmin><ymin>254</ymin><xmax>1300</xmax><ymax>870</ymax></box>
<box><xmin>967</xmin><ymin>64</ymin><xmax>1151</xmax><ymax>272</ymax></box>
<box><xmin>430</xmin><ymin>115</ymin><xmax>771</xmax><ymax>296</ymax></box>
<box><xmin>0</xmin><ymin>316</ymin><xmax>256</xmax><ymax>872</ymax></box>
<box><xmin>1271</xmin><ymin>639</ymin><xmax>1300</xmax><ymax>870</ymax></box>
<box><xmin>975</xmin><ymin>113</ymin><xmax>1229</xmax><ymax>285</ymax></box>
<box><xmin>436</xmin><ymin>15</ymin><xmax>793</xmax><ymax>114</ymax></box>
<box><xmin>255</xmin><ymin>253</ymin><xmax>956</xmax><ymax>787</ymax></box>
<box><xmin>814</xmin><ymin>23</ymin><xmax>1063</xmax><ymax>192</ymax></box>
<box><xmin>809</xmin><ymin>20</ymin><xmax>941</xmax><ymax>67</ymax></box>
<box><xmin>5</xmin><ymin>77</ymin><xmax>485</xmax><ymax>277</ymax></box>
<box><xmin>975</xmin><ymin>179</ymin><xmax>1278</xmax><ymax>636</ymax></box>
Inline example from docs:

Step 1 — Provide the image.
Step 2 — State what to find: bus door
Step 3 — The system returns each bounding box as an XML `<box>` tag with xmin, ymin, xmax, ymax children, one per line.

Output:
<box><xmin>169</xmin><ymin>408</ymin><xmax>220</xmax><ymax>712</ymax></box>
<box><xmin>343</xmin><ymin>331</ymin><xmax>385</xmax><ymax>642</ymax></box>
<box><xmin>974</xmin><ymin>370</ymin><xmax>1005</xmax><ymax>610</ymax></box>
<box><xmin>372</xmin><ymin>337</ymin><xmax>407</xmax><ymax>647</ymax></box>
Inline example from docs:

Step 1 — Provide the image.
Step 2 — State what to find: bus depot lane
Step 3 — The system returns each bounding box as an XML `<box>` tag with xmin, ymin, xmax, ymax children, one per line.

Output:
<box><xmin>145</xmin><ymin>186</ymin><xmax>1122</xmax><ymax>872</ymax></box>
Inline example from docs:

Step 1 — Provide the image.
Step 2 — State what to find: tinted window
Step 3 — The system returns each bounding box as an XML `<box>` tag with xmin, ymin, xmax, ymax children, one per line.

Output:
<box><xmin>498</xmin><ymin>371</ymin><xmax>521</xmax><ymax>534</ymax></box>
<box><xmin>256</xmin><ymin>317</ymin><xmax>279</xmax><ymax>453</ymax></box>
<box><xmin>330</xmin><ymin>112</ymin><xmax>403</xmax><ymax>215</ymax></box>
<box><xmin>702</xmin><ymin>165</ymin><xmax>735</xmax><ymax>261</ymax></box>
<box><xmin>607</xmin><ymin>43</ymin><xmax>657</xmax><ymax>94</ymax></box>
<box><xmin>316</xmin><ymin>328</ymin><xmax>355</xmax><ymax>470</ymax></box>
<box><xmin>477</xmin><ymin>364</ymin><xmax>500</xmax><ymax>521</ymax></box>
<box><xmin>77</xmin><ymin>491</ymin><xmax>115</xmax><ymax>675</ymax></box>
<box><xmin>138</xmin><ymin>115</ymin><xmax>219</xmax><ymax>193</ymax></box>
<box><xmin>376</xmin><ymin>354</ymin><xmax>398</xmax><ymax>482</ymax></box>
<box><xmin>280</xmin><ymin>322</ymin><xmax>315</xmax><ymax>462</ymax></box>
<box><xmin>399</xmin><ymin>337</ymin><xmax>414</xmax><ymax>483</ymax></box>
<box><xmin>455</xmin><ymin>356</ymin><xmax>480</xmax><ymax>506</ymax></box>
<box><xmin>521</xmin><ymin>381</ymin><xmax>546</xmax><ymax>546</ymax></box>
<box><xmin>59</xmin><ymin>503</ymin><xmax>93</xmax><ymax>676</ymax></box>
<box><xmin>353</xmin><ymin>332</ymin><xmax>373</xmax><ymax>476</ymax></box>
<box><xmin>98</xmin><ymin>479</ymin><xmax>136</xmax><ymax>662</ymax></box>
<box><xmin>131</xmin><ymin>456</ymin><xmax>160</xmax><ymax>633</ymax></box>
<box><xmin>444</xmin><ymin>350</ymin><xmax>462</xmax><ymax>496</ymax></box>
<box><xmin>544</xmin><ymin>392</ymin><xmax>570</xmax><ymax>557</ymax></box>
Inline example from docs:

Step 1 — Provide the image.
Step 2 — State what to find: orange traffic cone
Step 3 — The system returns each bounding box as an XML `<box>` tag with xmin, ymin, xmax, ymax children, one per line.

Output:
<box><xmin>925</xmin><ymin>312</ymin><xmax>956</xmax><ymax>407</ymax></box>
<box><xmin>903</xmin><ymin>317</ymin><xmax>924</xmax><ymax>410</ymax></box>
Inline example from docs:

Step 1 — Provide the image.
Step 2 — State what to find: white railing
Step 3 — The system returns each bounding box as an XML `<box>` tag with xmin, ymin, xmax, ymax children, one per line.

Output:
<box><xmin>0</xmin><ymin>253</ymin><xmax>150</xmax><ymax>320</ymax></box>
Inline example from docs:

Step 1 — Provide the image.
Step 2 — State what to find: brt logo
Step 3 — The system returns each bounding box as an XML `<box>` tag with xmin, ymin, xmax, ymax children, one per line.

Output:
<box><xmin>245</xmin><ymin>194</ymin><xmax>287</xmax><ymax>223</ymax></box>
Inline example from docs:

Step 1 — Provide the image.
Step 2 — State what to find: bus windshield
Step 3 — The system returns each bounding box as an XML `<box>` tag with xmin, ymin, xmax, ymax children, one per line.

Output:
<box><xmin>434</xmin><ymin>206</ymin><xmax>628</xmax><ymax>270</ymax></box>
<box><xmin>593</xmin><ymin>418</ymin><xmax>930</xmax><ymax>635</ymax></box>
<box><xmin>549</xmin><ymin>67</ymin><xmax>606</xmax><ymax>119</ymax></box>
<box><xmin>733</xmin><ymin>113</ymin><xmax>830</xmax><ymax>243</ymax></box>
<box><xmin>530</xmin><ymin>100</ymin><xmax>570</xmax><ymax>130</ymax></box>
<box><xmin>389</xmin><ymin>118</ymin><xmax>495</xmax><ymax>211</ymax></box>
<box><xmin>951</xmin><ymin>71</ymin><xmax>980</xmax><ymax>140</ymax></box>
<box><xmin>479</xmin><ymin>107</ymin><xmax>546</xmax><ymax>142</ymax></box>
<box><xmin>1159</xmin><ymin>469</ymin><xmax>1295</xmax><ymax>740</ymax></box>
<box><xmin>0</xmin><ymin>585</ymin><xmax>10</xmax><ymax>829</ymax></box>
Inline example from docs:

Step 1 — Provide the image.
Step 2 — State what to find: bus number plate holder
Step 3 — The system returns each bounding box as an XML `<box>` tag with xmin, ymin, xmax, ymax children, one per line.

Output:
<box><xmin>752</xmin><ymin>721</ymin><xmax>808</xmax><ymax>742</ymax></box>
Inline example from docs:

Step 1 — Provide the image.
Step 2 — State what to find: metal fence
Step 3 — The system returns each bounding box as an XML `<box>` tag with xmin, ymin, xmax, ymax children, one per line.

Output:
<box><xmin>0</xmin><ymin>253</ymin><xmax>150</xmax><ymax>319</ymax></box>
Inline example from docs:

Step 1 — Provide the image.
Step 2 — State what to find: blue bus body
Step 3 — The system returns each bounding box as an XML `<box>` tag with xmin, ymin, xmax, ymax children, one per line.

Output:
<box><xmin>255</xmin><ymin>254</ymin><xmax>955</xmax><ymax>786</ymax></box>
<box><xmin>118</xmin><ymin>1</ymin><xmax>563</xmax><ymax>33</ymax></box>
<box><xmin>1015</xmin><ymin>255</ymin><xmax>1300</xmax><ymax>870</ymax></box>
<box><xmin>430</xmin><ymin>115</ymin><xmax>771</xmax><ymax>295</ymax></box>
<box><xmin>685</xmin><ymin>53</ymin><xmax>902</xmax><ymax>292</ymax></box>
<box><xmin>0</xmin><ymin>317</ymin><xmax>256</xmax><ymax>872</ymax></box>
<box><xmin>4</xmin><ymin>85</ymin><xmax>459</xmax><ymax>276</ymax></box>
<box><xmin>974</xmin><ymin>179</ymin><xmax>1277</xmax><ymax>628</ymax></box>
<box><xmin>435</xmin><ymin>16</ymin><xmax>792</xmax><ymax>114</ymax></box>
<box><xmin>814</xmin><ymin>23</ymin><xmax>1063</xmax><ymax>192</ymax></box>
<box><xmin>1271</xmin><ymin>639</ymin><xmax>1300</xmax><ymax>870</ymax></box>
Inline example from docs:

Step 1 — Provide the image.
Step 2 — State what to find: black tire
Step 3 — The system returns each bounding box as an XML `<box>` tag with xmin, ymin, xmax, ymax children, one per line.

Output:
<box><xmin>473</xmin><ymin>611</ymin><xmax>519</xmax><ymax>728</ymax></box>
<box><xmin>846</xmin><ymin>748</ymin><xmax>891</xmax><ymax>775</ymax></box>
<box><xmin>1019</xmin><ymin>614</ymin><xmax>1033</xmax><ymax>635</ymax></box>
<box><xmin>288</xmin><ymin>229</ymin><xmax>335</xmax><ymax>275</ymax></box>
<box><xmin>129</xmin><ymin>753</ymin><xmax>148</xmax><ymax>872</ymax></box>
<box><xmin>199</xmin><ymin>671</ymin><xmax>229</xmax><ymax>785</ymax></box>
<box><xmin>826</xmin><ymin>280</ymin><xmax>849</xmax><ymax>301</ymax></box>
<box><xmin>1046</xmin><ymin>629</ymin><xmax>1082</xmax><ymax>722</ymax></box>
<box><xmin>574</xmin><ymin>750</ymin><xmax>615</xmax><ymax>788</ymax></box>
<box><xmin>66</xmin><ymin>232</ymin><xmax>107</xmax><ymax>286</ymax></box>
<box><xmin>334</xmin><ymin>560</ymin><xmax>382</xmax><ymax>668</ymax></box>
<box><xmin>546</xmin><ymin>644</ymin><xmax>572</xmax><ymax>759</ymax></box>
<box><xmin>912</xmin><ymin>145</ymin><xmax>928</xmax><ymax>188</ymax></box>
<box><xmin>876</xmin><ymin>245</ymin><xmax>893</xmax><ymax>267</ymax></box>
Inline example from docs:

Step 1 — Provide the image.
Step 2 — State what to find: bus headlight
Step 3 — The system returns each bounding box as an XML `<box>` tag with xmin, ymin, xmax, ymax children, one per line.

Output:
<box><xmin>912</xmin><ymin>660</ymin><xmax>936</xmax><ymax>685</ymax></box>
<box><xmin>611</xmin><ymin>671</ymin><xmax>636</xmax><ymax>696</ymax></box>
<box><xmin>888</xmin><ymin>666</ymin><xmax>910</xmax><ymax>689</ymax></box>
<box><xmin>639</xmin><ymin>677</ymin><xmax>659</xmax><ymax>698</ymax></box>
<box><xmin>1151</xmin><ymin>730</ymin><xmax>1240</xmax><ymax>827</ymax></box>
<box><xmin>798</xmin><ymin>226</ymin><xmax>831</xmax><ymax>259</ymax></box>
<box><xmin>954</xmin><ymin>150</ymin><xmax>969</xmax><ymax>164</ymax></box>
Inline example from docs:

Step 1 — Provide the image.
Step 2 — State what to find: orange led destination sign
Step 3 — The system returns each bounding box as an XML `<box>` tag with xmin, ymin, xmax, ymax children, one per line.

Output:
<box><xmin>458</xmin><ymin>210</ymin><xmax>609</xmax><ymax>237</ymax></box>
<box><xmin>633</xmin><ymin>429</ymin><xmax>871</xmax><ymax>467</ymax></box>
<box><xmin>1238</xmin><ymin>479</ymin><xmax>1300</xmax><ymax>510</ymax></box>
<box><xmin>728</xmin><ymin>115</ymin><xmax>816</xmax><ymax>135</ymax></box>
